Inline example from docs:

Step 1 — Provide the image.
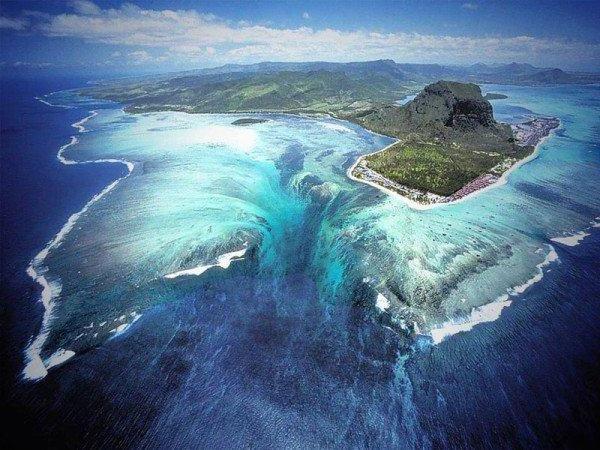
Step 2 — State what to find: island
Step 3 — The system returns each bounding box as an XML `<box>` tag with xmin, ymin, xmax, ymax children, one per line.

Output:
<box><xmin>484</xmin><ymin>93</ymin><xmax>509</xmax><ymax>100</ymax></box>
<box><xmin>231</xmin><ymin>118</ymin><xmax>268</xmax><ymax>125</ymax></box>
<box><xmin>80</xmin><ymin>61</ymin><xmax>561</xmax><ymax>206</ymax></box>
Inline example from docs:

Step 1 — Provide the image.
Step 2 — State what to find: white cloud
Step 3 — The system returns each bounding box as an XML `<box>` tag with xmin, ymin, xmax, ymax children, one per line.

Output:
<box><xmin>126</xmin><ymin>50</ymin><xmax>168</xmax><ymax>65</ymax></box>
<box><xmin>0</xmin><ymin>16</ymin><xmax>28</xmax><ymax>30</ymax></box>
<box><xmin>128</xmin><ymin>50</ymin><xmax>151</xmax><ymax>63</ymax></box>
<box><xmin>9</xmin><ymin>1</ymin><xmax>599</xmax><ymax>69</ymax></box>
<box><xmin>462</xmin><ymin>3</ymin><xmax>478</xmax><ymax>10</ymax></box>
<box><xmin>9</xmin><ymin>61</ymin><xmax>54</xmax><ymax>68</ymax></box>
<box><xmin>71</xmin><ymin>0</ymin><xmax>101</xmax><ymax>16</ymax></box>
<box><xmin>302</xmin><ymin>12</ymin><xmax>310</xmax><ymax>20</ymax></box>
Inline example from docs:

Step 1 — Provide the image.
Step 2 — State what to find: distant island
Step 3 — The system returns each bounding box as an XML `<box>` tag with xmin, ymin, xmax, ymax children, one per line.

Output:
<box><xmin>80</xmin><ymin>60</ymin><xmax>564</xmax><ymax>205</ymax></box>
<box><xmin>484</xmin><ymin>93</ymin><xmax>508</xmax><ymax>100</ymax></box>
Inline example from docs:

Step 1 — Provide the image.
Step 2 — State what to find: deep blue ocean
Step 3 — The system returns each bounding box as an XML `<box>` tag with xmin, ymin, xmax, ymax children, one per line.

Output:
<box><xmin>2</xmin><ymin>76</ymin><xmax>600</xmax><ymax>448</ymax></box>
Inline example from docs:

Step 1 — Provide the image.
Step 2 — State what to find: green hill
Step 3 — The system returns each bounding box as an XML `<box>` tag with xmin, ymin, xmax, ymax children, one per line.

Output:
<box><xmin>81</xmin><ymin>69</ymin><xmax>408</xmax><ymax>114</ymax></box>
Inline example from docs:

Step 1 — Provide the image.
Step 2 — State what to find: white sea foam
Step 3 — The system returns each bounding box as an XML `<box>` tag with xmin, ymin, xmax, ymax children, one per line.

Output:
<box><xmin>375</xmin><ymin>292</ymin><xmax>391</xmax><ymax>312</ymax></box>
<box><xmin>509</xmin><ymin>247</ymin><xmax>558</xmax><ymax>295</ymax></box>
<box><xmin>57</xmin><ymin>136</ymin><xmax>79</xmax><ymax>165</ymax></box>
<box><xmin>35</xmin><ymin>96</ymin><xmax>54</xmax><ymax>107</ymax></box>
<box><xmin>23</xmin><ymin>339</ymin><xmax>49</xmax><ymax>381</ymax></box>
<box><xmin>164</xmin><ymin>263</ymin><xmax>214</xmax><ymax>278</ymax></box>
<box><xmin>45</xmin><ymin>349</ymin><xmax>76</xmax><ymax>370</ymax></box>
<box><xmin>72</xmin><ymin>110</ymin><xmax>98</xmax><ymax>132</ymax></box>
<box><xmin>321</xmin><ymin>122</ymin><xmax>353</xmax><ymax>133</ymax></box>
<box><xmin>165</xmin><ymin>245</ymin><xmax>248</xmax><ymax>279</ymax></box>
<box><xmin>551</xmin><ymin>231</ymin><xmax>591</xmax><ymax>246</ymax></box>
<box><xmin>550</xmin><ymin>217</ymin><xmax>599</xmax><ymax>247</ymax></box>
<box><xmin>429</xmin><ymin>295</ymin><xmax>512</xmax><ymax>344</ymax></box>
<box><xmin>35</xmin><ymin>95</ymin><xmax>74</xmax><ymax>109</ymax></box>
<box><xmin>109</xmin><ymin>312</ymin><xmax>142</xmax><ymax>337</ymax></box>
<box><xmin>23</xmin><ymin>109</ymin><xmax>135</xmax><ymax>381</ymax></box>
<box><xmin>428</xmin><ymin>246</ymin><xmax>559</xmax><ymax>345</ymax></box>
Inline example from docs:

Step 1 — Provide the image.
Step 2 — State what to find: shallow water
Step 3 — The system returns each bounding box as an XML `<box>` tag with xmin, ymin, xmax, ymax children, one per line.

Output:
<box><xmin>3</xmin><ymin>81</ymin><xmax>600</xmax><ymax>447</ymax></box>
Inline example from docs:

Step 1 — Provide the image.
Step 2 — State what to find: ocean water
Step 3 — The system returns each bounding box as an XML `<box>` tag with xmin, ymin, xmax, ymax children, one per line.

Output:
<box><xmin>1</xmin><ymin>76</ymin><xmax>126</xmax><ymax>390</ymax></box>
<box><xmin>2</xmin><ymin>79</ymin><xmax>600</xmax><ymax>447</ymax></box>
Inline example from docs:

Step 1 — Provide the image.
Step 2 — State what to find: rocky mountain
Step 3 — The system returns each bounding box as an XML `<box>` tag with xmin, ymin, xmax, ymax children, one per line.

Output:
<box><xmin>356</xmin><ymin>81</ymin><xmax>538</xmax><ymax>198</ymax></box>
<box><xmin>350</xmin><ymin>81</ymin><xmax>515</xmax><ymax>153</ymax></box>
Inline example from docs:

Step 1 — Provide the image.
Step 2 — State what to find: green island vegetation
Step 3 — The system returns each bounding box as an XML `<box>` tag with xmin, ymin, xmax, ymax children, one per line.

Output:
<box><xmin>356</xmin><ymin>81</ymin><xmax>531</xmax><ymax>197</ymax></box>
<box><xmin>82</xmin><ymin>60</ymin><xmax>567</xmax><ymax>199</ymax></box>
<box><xmin>83</xmin><ymin>68</ymin><xmax>409</xmax><ymax>115</ymax></box>
<box><xmin>366</xmin><ymin>143</ymin><xmax>500</xmax><ymax>197</ymax></box>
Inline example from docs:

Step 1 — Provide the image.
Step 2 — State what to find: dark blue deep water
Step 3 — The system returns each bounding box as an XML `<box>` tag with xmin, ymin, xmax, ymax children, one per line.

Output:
<box><xmin>2</xmin><ymin>76</ymin><xmax>600</xmax><ymax>448</ymax></box>
<box><xmin>1</xmin><ymin>76</ymin><xmax>125</xmax><ymax>408</ymax></box>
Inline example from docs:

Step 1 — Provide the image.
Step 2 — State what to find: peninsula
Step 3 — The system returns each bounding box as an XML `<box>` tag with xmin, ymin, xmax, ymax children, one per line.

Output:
<box><xmin>348</xmin><ymin>81</ymin><xmax>559</xmax><ymax>206</ymax></box>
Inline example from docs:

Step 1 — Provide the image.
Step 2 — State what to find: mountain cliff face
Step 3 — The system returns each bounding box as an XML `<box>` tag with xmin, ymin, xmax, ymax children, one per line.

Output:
<box><xmin>352</xmin><ymin>80</ymin><xmax>515</xmax><ymax>153</ymax></box>
<box><xmin>405</xmin><ymin>81</ymin><xmax>495</xmax><ymax>130</ymax></box>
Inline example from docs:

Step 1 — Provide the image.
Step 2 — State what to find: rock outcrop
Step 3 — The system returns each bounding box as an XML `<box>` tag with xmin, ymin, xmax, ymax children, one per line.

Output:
<box><xmin>354</xmin><ymin>80</ymin><xmax>516</xmax><ymax>153</ymax></box>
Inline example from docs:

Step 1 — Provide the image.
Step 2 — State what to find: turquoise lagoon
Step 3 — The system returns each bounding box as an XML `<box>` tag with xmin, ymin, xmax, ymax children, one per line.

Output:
<box><xmin>25</xmin><ymin>84</ymin><xmax>600</xmax><ymax>383</ymax></box>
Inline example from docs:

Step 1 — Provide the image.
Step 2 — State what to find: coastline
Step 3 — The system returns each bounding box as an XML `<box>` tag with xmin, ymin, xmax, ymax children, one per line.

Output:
<box><xmin>346</xmin><ymin>140</ymin><xmax>440</xmax><ymax>211</ymax></box>
<box><xmin>23</xmin><ymin>104</ymin><xmax>135</xmax><ymax>381</ymax></box>
<box><xmin>122</xmin><ymin>104</ymin><xmax>560</xmax><ymax>213</ymax></box>
<box><xmin>347</xmin><ymin>117</ymin><xmax>561</xmax><ymax>210</ymax></box>
<box><xmin>35</xmin><ymin>95</ymin><xmax>74</xmax><ymax>109</ymax></box>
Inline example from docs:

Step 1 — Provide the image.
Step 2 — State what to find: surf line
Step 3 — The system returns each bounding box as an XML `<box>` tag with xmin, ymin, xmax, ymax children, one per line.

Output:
<box><xmin>427</xmin><ymin>245</ymin><xmax>559</xmax><ymax>345</ymax></box>
<box><xmin>164</xmin><ymin>245</ymin><xmax>248</xmax><ymax>279</ymax></box>
<box><xmin>23</xmin><ymin>106</ymin><xmax>135</xmax><ymax>381</ymax></box>
<box><xmin>35</xmin><ymin>91</ymin><xmax>75</xmax><ymax>109</ymax></box>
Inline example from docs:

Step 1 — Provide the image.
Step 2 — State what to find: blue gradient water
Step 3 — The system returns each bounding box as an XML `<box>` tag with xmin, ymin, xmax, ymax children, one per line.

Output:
<box><xmin>2</xmin><ymin>79</ymin><xmax>599</xmax><ymax>447</ymax></box>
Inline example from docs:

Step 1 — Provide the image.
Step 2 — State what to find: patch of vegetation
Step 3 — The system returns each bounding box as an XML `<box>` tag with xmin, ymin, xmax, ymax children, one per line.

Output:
<box><xmin>231</xmin><ymin>118</ymin><xmax>268</xmax><ymax>125</ymax></box>
<box><xmin>365</xmin><ymin>142</ymin><xmax>505</xmax><ymax>196</ymax></box>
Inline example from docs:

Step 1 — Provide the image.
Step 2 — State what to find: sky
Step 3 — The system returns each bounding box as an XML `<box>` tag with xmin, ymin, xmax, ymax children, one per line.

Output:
<box><xmin>1</xmin><ymin>0</ymin><xmax>599</xmax><ymax>77</ymax></box>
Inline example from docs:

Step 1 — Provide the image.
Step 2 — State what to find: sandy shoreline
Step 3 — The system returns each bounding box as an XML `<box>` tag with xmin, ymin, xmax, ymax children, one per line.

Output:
<box><xmin>347</xmin><ymin>116</ymin><xmax>561</xmax><ymax>210</ymax></box>
<box><xmin>346</xmin><ymin>141</ymin><xmax>440</xmax><ymax>211</ymax></box>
